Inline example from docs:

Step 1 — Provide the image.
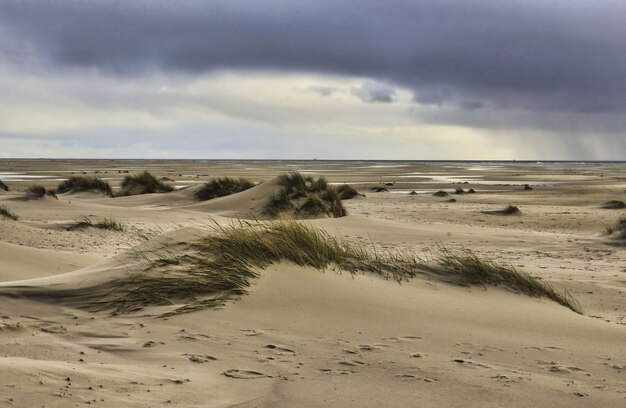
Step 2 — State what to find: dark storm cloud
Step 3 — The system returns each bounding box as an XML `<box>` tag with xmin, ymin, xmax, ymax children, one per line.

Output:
<box><xmin>1</xmin><ymin>0</ymin><xmax>626</xmax><ymax>114</ymax></box>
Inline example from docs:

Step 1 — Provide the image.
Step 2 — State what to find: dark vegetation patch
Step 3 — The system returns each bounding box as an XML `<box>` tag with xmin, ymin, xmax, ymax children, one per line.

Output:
<box><xmin>482</xmin><ymin>205</ymin><xmax>521</xmax><ymax>216</ymax></box>
<box><xmin>115</xmin><ymin>171</ymin><xmax>174</xmax><ymax>196</ymax></box>
<box><xmin>195</xmin><ymin>177</ymin><xmax>255</xmax><ymax>201</ymax></box>
<box><xmin>263</xmin><ymin>172</ymin><xmax>348</xmax><ymax>218</ymax></box>
<box><xmin>454</xmin><ymin>188</ymin><xmax>465</xmax><ymax>195</ymax></box>
<box><xmin>605</xmin><ymin>218</ymin><xmax>626</xmax><ymax>242</ymax></box>
<box><xmin>57</xmin><ymin>176</ymin><xmax>113</xmax><ymax>196</ymax></box>
<box><xmin>600</xmin><ymin>200</ymin><xmax>625</xmax><ymax>210</ymax></box>
<box><xmin>370</xmin><ymin>186</ymin><xmax>388</xmax><ymax>192</ymax></box>
<box><xmin>46</xmin><ymin>190</ymin><xmax>58</xmax><ymax>200</ymax></box>
<box><xmin>0</xmin><ymin>180</ymin><xmax>8</xmax><ymax>191</ymax></box>
<box><xmin>524</xmin><ymin>184</ymin><xmax>533</xmax><ymax>191</ymax></box>
<box><xmin>433</xmin><ymin>190</ymin><xmax>448</xmax><ymax>197</ymax></box>
<box><xmin>0</xmin><ymin>205</ymin><xmax>18</xmax><ymax>220</ymax></box>
<box><xmin>25</xmin><ymin>185</ymin><xmax>47</xmax><ymax>200</ymax></box>
<box><xmin>336</xmin><ymin>184</ymin><xmax>364</xmax><ymax>200</ymax></box>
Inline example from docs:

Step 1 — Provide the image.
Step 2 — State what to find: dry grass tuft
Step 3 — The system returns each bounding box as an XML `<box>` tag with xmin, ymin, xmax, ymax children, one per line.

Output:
<box><xmin>73</xmin><ymin>216</ymin><xmax>125</xmax><ymax>231</ymax></box>
<box><xmin>0</xmin><ymin>205</ymin><xmax>18</xmax><ymax>220</ymax></box>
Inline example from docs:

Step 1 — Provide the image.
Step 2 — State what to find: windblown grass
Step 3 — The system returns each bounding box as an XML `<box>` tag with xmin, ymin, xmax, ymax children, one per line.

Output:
<box><xmin>263</xmin><ymin>172</ymin><xmax>347</xmax><ymax>218</ymax></box>
<box><xmin>74</xmin><ymin>216</ymin><xmax>125</xmax><ymax>231</ymax></box>
<box><xmin>0</xmin><ymin>205</ymin><xmax>18</xmax><ymax>220</ymax></box>
<box><xmin>116</xmin><ymin>171</ymin><xmax>173</xmax><ymax>196</ymax></box>
<box><xmin>0</xmin><ymin>180</ymin><xmax>8</xmax><ymax>191</ymax></box>
<box><xmin>57</xmin><ymin>176</ymin><xmax>113</xmax><ymax>196</ymax></box>
<box><xmin>90</xmin><ymin>221</ymin><xmax>581</xmax><ymax>316</ymax></box>
<box><xmin>195</xmin><ymin>177</ymin><xmax>255</xmax><ymax>201</ymax></box>
<box><xmin>436</xmin><ymin>248</ymin><xmax>582</xmax><ymax>314</ymax></box>
<box><xmin>25</xmin><ymin>185</ymin><xmax>47</xmax><ymax>199</ymax></box>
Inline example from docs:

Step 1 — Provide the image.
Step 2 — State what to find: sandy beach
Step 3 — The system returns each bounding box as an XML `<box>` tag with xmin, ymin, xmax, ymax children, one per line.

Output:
<box><xmin>0</xmin><ymin>160</ymin><xmax>625</xmax><ymax>407</ymax></box>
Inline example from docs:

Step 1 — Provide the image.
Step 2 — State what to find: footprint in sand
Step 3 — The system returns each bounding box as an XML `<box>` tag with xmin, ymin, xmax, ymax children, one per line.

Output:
<box><xmin>36</xmin><ymin>323</ymin><xmax>67</xmax><ymax>334</ymax></box>
<box><xmin>336</xmin><ymin>359</ymin><xmax>366</xmax><ymax>367</ymax></box>
<box><xmin>385</xmin><ymin>336</ymin><xmax>422</xmax><ymax>343</ymax></box>
<box><xmin>358</xmin><ymin>344</ymin><xmax>387</xmax><ymax>352</ymax></box>
<box><xmin>0</xmin><ymin>322</ymin><xmax>23</xmax><ymax>332</ymax></box>
<box><xmin>222</xmin><ymin>369</ymin><xmax>271</xmax><ymax>379</ymax></box>
<box><xmin>265</xmin><ymin>344</ymin><xmax>297</xmax><ymax>355</ymax></box>
<box><xmin>241</xmin><ymin>329</ymin><xmax>264</xmax><ymax>336</ymax></box>
<box><xmin>320</xmin><ymin>368</ymin><xmax>354</xmax><ymax>376</ymax></box>
<box><xmin>184</xmin><ymin>354</ymin><xmax>217</xmax><ymax>363</ymax></box>
<box><xmin>452</xmin><ymin>359</ymin><xmax>493</xmax><ymax>369</ymax></box>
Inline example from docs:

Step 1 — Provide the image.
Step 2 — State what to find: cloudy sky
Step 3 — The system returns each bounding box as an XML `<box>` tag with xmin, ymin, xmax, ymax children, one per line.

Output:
<box><xmin>1</xmin><ymin>0</ymin><xmax>625</xmax><ymax>159</ymax></box>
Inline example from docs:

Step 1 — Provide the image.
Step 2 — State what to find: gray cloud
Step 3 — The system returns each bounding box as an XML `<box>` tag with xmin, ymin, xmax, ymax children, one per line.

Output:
<box><xmin>2</xmin><ymin>0</ymin><xmax>626</xmax><ymax>116</ymax></box>
<box><xmin>352</xmin><ymin>81</ymin><xmax>396</xmax><ymax>103</ymax></box>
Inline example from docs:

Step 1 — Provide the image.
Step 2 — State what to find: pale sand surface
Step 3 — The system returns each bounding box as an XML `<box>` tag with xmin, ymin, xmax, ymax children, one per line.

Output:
<box><xmin>1</xmin><ymin>160</ymin><xmax>625</xmax><ymax>407</ymax></box>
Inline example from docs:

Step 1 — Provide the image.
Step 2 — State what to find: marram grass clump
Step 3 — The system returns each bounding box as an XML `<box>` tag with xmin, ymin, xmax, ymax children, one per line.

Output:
<box><xmin>263</xmin><ymin>172</ymin><xmax>348</xmax><ymax>218</ymax></box>
<box><xmin>25</xmin><ymin>185</ymin><xmax>47</xmax><ymax>199</ymax></box>
<box><xmin>0</xmin><ymin>205</ymin><xmax>18</xmax><ymax>220</ymax></box>
<box><xmin>0</xmin><ymin>180</ymin><xmax>8</xmax><ymax>191</ymax></box>
<box><xmin>195</xmin><ymin>177</ymin><xmax>255</xmax><ymax>201</ymax></box>
<box><xmin>73</xmin><ymin>216</ymin><xmax>125</xmax><ymax>232</ymax></box>
<box><xmin>75</xmin><ymin>220</ymin><xmax>581</xmax><ymax>316</ymax></box>
<box><xmin>116</xmin><ymin>171</ymin><xmax>173</xmax><ymax>196</ymax></box>
<box><xmin>57</xmin><ymin>176</ymin><xmax>113</xmax><ymax>196</ymax></box>
<box><xmin>604</xmin><ymin>218</ymin><xmax>626</xmax><ymax>241</ymax></box>
<box><xmin>436</xmin><ymin>248</ymin><xmax>581</xmax><ymax>314</ymax></box>
<box><xmin>336</xmin><ymin>184</ymin><xmax>363</xmax><ymax>200</ymax></box>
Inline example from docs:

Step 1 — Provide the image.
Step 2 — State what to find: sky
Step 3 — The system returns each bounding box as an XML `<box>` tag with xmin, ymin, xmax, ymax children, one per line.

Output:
<box><xmin>0</xmin><ymin>0</ymin><xmax>625</xmax><ymax>160</ymax></box>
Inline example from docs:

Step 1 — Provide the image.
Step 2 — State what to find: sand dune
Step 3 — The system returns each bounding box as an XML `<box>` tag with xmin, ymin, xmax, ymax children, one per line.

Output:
<box><xmin>1</xmin><ymin>160</ymin><xmax>625</xmax><ymax>407</ymax></box>
<box><xmin>184</xmin><ymin>177</ymin><xmax>281</xmax><ymax>217</ymax></box>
